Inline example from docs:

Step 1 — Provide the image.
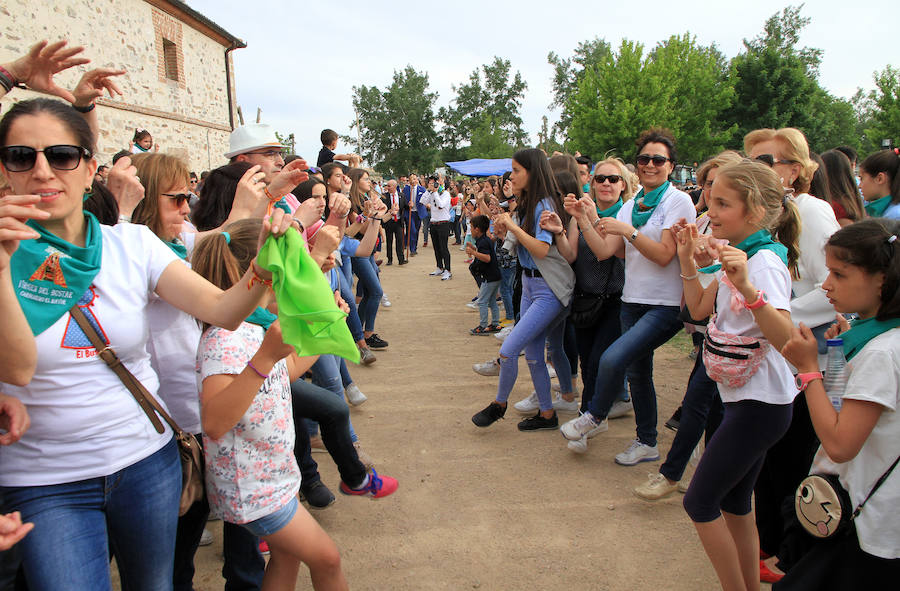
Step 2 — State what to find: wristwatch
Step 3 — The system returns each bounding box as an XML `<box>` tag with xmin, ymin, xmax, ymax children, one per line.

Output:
<box><xmin>744</xmin><ymin>290</ymin><xmax>768</xmax><ymax>310</ymax></box>
<box><xmin>628</xmin><ymin>229</ymin><xmax>639</xmax><ymax>242</ymax></box>
<box><xmin>795</xmin><ymin>372</ymin><xmax>823</xmax><ymax>392</ymax></box>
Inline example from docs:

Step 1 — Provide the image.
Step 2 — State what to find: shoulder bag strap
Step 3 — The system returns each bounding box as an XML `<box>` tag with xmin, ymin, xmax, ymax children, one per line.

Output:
<box><xmin>853</xmin><ymin>455</ymin><xmax>900</xmax><ymax>519</ymax></box>
<box><xmin>68</xmin><ymin>304</ymin><xmax>185</xmax><ymax>438</ymax></box>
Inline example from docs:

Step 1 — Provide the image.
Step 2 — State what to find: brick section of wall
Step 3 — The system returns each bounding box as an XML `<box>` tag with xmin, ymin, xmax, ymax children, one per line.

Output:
<box><xmin>152</xmin><ymin>8</ymin><xmax>186</xmax><ymax>88</ymax></box>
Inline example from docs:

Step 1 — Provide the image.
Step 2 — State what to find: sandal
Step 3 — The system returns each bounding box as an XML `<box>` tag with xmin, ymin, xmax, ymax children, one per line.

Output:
<box><xmin>470</xmin><ymin>326</ymin><xmax>490</xmax><ymax>335</ymax></box>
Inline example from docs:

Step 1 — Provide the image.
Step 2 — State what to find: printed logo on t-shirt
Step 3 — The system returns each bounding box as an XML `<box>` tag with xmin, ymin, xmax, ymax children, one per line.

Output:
<box><xmin>30</xmin><ymin>247</ymin><xmax>69</xmax><ymax>287</ymax></box>
<box><xmin>60</xmin><ymin>287</ymin><xmax>109</xmax><ymax>357</ymax></box>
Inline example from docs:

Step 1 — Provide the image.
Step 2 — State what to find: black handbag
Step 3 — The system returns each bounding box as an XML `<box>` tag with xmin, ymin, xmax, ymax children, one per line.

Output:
<box><xmin>569</xmin><ymin>293</ymin><xmax>607</xmax><ymax>328</ymax></box>
<box><xmin>795</xmin><ymin>455</ymin><xmax>898</xmax><ymax>539</ymax></box>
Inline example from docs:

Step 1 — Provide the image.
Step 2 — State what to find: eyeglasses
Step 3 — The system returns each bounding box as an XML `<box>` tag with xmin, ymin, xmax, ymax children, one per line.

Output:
<box><xmin>636</xmin><ymin>154</ymin><xmax>670</xmax><ymax>166</ymax></box>
<box><xmin>754</xmin><ymin>154</ymin><xmax>796</xmax><ymax>167</ymax></box>
<box><xmin>593</xmin><ymin>174</ymin><xmax>622</xmax><ymax>184</ymax></box>
<box><xmin>163</xmin><ymin>193</ymin><xmax>191</xmax><ymax>207</ymax></box>
<box><xmin>0</xmin><ymin>145</ymin><xmax>90</xmax><ymax>172</ymax></box>
<box><xmin>246</xmin><ymin>149</ymin><xmax>284</xmax><ymax>160</ymax></box>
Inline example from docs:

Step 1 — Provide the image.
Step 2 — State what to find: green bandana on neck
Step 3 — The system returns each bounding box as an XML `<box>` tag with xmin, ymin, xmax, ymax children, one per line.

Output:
<box><xmin>273</xmin><ymin>198</ymin><xmax>292</xmax><ymax>215</ymax></box>
<box><xmin>10</xmin><ymin>212</ymin><xmax>103</xmax><ymax>335</ymax></box>
<box><xmin>864</xmin><ymin>195</ymin><xmax>893</xmax><ymax>218</ymax></box>
<box><xmin>699</xmin><ymin>229</ymin><xmax>788</xmax><ymax>274</ymax></box>
<box><xmin>133</xmin><ymin>144</ymin><xmax>149</xmax><ymax>153</ymax></box>
<box><xmin>631</xmin><ymin>181</ymin><xmax>670</xmax><ymax>227</ymax></box>
<box><xmin>841</xmin><ymin>316</ymin><xmax>900</xmax><ymax>361</ymax></box>
<box><xmin>597</xmin><ymin>198</ymin><xmax>623</xmax><ymax>219</ymax></box>
<box><xmin>257</xmin><ymin>229</ymin><xmax>360</xmax><ymax>363</ymax></box>
<box><xmin>245</xmin><ymin>306</ymin><xmax>277</xmax><ymax>331</ymax></box>
<box><xmin>164</xmin><ymin>238</ymin><xmax>187</xmax><ymax>260</ymax></box>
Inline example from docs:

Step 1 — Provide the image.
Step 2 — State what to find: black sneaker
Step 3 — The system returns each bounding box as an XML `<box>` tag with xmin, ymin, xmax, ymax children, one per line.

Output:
<box><xmin>472</xmin><ymin>402</ymin><xmax>506</xmax><ymax>427</ymax></box>
<box><xmin>665</xmin><ymin>406</ymin><xmax>682</xmax><ymax>431</ymax></box>
<box><xmin>365</xmin><ymin>334</ymin><xmax>389</xmax><ymax>349</ymax></box>
<box><xmin>300</xmin><ymin>480</ymin><xmax>335</xmax><ymax>510</ymax></box>
<box><xmin>517</xmin><ymin>412</ymin><xmax>559</xmax><ymax>432</ymax></box>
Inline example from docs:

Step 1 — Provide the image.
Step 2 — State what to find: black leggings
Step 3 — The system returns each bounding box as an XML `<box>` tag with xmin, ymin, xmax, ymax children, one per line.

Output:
<box><xmin>683</xmin><ymin>399</ymin><xmax>792</xmax><ymax>522</ymax></box>
<box><xmin>429</xmin><ymin>222</ymin><xmax>451</xmax><ymax>271</ymax></box>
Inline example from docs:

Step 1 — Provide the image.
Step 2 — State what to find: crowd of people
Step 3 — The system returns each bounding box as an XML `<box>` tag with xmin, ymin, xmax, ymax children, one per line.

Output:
<box><xmin>0</xmin><ymin>39</ymin><xmax>899</xmax><ymax>591</ymax></box>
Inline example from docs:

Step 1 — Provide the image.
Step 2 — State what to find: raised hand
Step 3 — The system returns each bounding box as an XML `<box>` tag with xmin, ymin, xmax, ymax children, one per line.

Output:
<box><xmin>257</xmin><ymin>320</ymin><xmax>295</xmax><ymax>362</ymax></box>
<box><xmin>309</xmin><ymin>225</ymin><xmax>341</xmax><ymax>268</ymax></box>
<box><xmin>0</xmin><ymin>195</ymin><xmax>49</xmax><ymax>272</ymax></box>
<box><xmin>719</xmin><ymin>245</ymin><xmax>750</xmax><ymax>292</ymax></box>
<box><xmin>71</xmin><ymin>68</ymin><xmax>125</xmax><ymax>107</ymax></box>
<box><xmin>675</xmin><ymin>223</ymin><xmax>699</xmax><ymax>263</ymax></box>
<box><xmin>540</xmin><ymin>210</ymin><xmax>564</xmax><ymax>235</ymax></box>
<box><xmin>825</xmin><ymin>314</ymin><xmax>851</xmax><ymax>340</ymax></box>
<box><xmin>325</xmin><ymin>193</ymin><xmax>350</xmax><ymax>226</ymax></box>
<box><xmin>230</xmin><ymin>165</ymin><xmax>267</xmax><ymax>220</ymax></box>
<box><xmin>4</xmin><ymin>40</ymin><xmax>90</xmax><ymax>103</ymax></box>
<box><xmin>781</xmin><ymin>323</ymin><xmax>820</xmax><ymax>373</ymax></box>
<box><xmin>267</xmin><ymin>159</ymin><xmax>309</xmax><ymax>199</ymax></box>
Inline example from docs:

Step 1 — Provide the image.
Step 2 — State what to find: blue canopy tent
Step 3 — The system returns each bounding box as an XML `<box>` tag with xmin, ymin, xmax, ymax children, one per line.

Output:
<box><xmin>445</xmin><ymin>158</ymin><xmax>512</xmax><ymax>177</ymax></box>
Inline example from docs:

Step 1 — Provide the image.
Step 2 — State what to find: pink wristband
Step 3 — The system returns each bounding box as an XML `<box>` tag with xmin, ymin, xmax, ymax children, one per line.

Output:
<box><xmin>247</xmin><ymin>361</ymin><xmax>269</xmax><ymax>379</ymax></box>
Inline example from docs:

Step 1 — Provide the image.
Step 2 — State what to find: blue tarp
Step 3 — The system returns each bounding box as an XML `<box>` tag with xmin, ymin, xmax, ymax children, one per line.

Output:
<box><xmin>445</xmin><ymin>158</ymin><xmax>512</xmax><ymax>177</ymax></box>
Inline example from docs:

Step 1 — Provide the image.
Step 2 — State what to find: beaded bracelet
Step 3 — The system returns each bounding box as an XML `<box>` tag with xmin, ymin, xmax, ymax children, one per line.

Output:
<box><xmin>246</xmin><ymin>361</ymin><xmax>269</xmax><ymax>379</ymax></box>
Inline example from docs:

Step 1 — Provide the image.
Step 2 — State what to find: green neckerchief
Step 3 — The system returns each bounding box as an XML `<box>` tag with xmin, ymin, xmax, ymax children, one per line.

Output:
<box><xmin>699</xmin><ymin>229</ymin><xmax>788</xmax><ymax>274</ymax></box>
<box><xmin>842</xmin><ymin>316</ymin><xmax>900</xmax><ymax>361</ymax></box>
<box><xmin>273</xmin><ymin>198</ymin><xmax>292</xmax><ymax>215</ymax></box>
<box><xmin>10</xmin><ymin>212</ymin><xmax>103</xmax><ymax>335</ymax></box>
<box><xmin>631</xmin><ymin>181</ymin><xmax>670</xmax><ymax>227</ymax></box>
<box><xmin>864</xmin><ymin>195</ymin><xmax>893</xmax><ymax>218</ymax></box>
<box><xmin>133</xmin><ymin>144</ymin><xmax>149</xmax><ymax>153</ymax></box>
<box><xmin>597</xmin><ymin>198</ymin><xmax>623</xmax><ymax>219</ymax></box>
<box><xmin>245</xmin><ymin>306</ymin><xmax>277</xmax><ymax>331</ymax></box>
<box><xmin>257</xmin><ymin>228</ymin><xmax>360</xmax><ymax>363</ymax></box>
<box><xmin>164</xmin><ymin>237</ymin><xmax>187</xmax><ymax>260</ymax></box>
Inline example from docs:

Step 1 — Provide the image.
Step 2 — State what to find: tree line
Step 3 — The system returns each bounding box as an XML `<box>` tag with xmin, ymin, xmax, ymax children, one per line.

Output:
<box><xmin>346</xmin><ymin>5</ymin><xmax>898</xmax><ymax>177</ymax></box>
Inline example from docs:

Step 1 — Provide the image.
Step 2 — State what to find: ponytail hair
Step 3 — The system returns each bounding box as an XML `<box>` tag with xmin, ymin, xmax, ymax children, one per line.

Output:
<box><xmin>716</xmin><ymin>159</ymin><xmax>802</xmax><ymax>279</ymax></box>
<box><xmin>826</xmin><ymin>219</ymin><xmax>900</xmax><ymax>320</ymax></box>
<box><xmin>859</xmin><ymin>149</ymin><xmax>900</xmax><ymax>206</ymax></box>
<box><xmin>191</xmin><ymin>219</ymin><xmax>262</xmax><ymax>328</ymax></box>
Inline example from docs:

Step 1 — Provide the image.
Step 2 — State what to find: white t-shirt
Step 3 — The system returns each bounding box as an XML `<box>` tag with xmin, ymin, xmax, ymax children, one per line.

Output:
<box><xmin>811</xmin><ymin>329</ymin><xmax>900</xmax><ymax>559</ymax></box>
<box><xmin>198</xmin><ymin>322</ymin><xmax>299</xmax><ymax>524</ymax></box>
<box><xmin>714</xmin><ymin>250</ymin><xmax>798</xmax><ymax>405</ymax></box>
<box><xmin>790</xmin><ymin>193</ymin><xmax>840</xmax><ymax>329</ymax></box>
<box><xmin>618</xmin><ymin>185</ymin><xmax>696</xmax><ymax>306</ymax></box>
<box><xmin>0</xmin><ymin>224</ymin><xmax>179</xmax><ymax>486</ymax></box>
<box><xmin>147</xmin><ymin>232</ymin><xmax>201</xmax><ymax>434</ymax></box>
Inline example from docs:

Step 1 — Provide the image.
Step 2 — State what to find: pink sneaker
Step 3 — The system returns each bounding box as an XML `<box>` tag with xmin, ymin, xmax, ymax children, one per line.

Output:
<box><xmin>339</xmin><ymin>469</ymin><xmax>399</xmax><ymax>499</ymax></box>
<box><xmin>258</xmin><ymin>540</ymin><xmax>270</xmax><ymax>555</ymax></box>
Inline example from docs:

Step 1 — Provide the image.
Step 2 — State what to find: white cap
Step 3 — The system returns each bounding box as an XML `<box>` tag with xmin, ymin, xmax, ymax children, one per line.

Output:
<box><xmin>224</xmin><ymin>124</ymin><xmax>284</xmax><ymax>159</ymax></box>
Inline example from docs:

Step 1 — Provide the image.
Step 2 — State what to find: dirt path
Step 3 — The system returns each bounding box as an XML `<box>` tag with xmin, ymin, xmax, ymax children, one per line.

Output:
<box><xmin>190</xmin><ymin>243</ymin><xmax>727</xmax><ymax>590</ymax></box>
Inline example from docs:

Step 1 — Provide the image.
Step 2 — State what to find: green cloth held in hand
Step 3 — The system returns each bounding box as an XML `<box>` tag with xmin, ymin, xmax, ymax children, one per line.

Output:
<box><xmin>257</xmin><ymin>228</ymin><xmax>360</xmax><ymax>363</ymax></box>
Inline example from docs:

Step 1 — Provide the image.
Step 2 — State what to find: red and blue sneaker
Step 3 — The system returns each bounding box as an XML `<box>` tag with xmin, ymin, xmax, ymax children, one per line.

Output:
<box><xmin>339</xmin><ymin>469</ymin><xmax>398</xmax><ymax>499</ymax></box>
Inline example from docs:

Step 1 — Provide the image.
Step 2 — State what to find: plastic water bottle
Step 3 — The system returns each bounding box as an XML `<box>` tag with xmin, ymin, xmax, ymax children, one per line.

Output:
<box><xmin>823</xmin><ymin>338</ymin><xmax>848</xmax><ymax>411</ymax></box>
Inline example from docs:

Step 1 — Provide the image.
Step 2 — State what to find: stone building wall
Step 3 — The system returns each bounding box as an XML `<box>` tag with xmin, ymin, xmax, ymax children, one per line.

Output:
<box><xmin>0</xmin><ymin>0</ymin><xmax>241</xmax><ymax>172</ymax></box>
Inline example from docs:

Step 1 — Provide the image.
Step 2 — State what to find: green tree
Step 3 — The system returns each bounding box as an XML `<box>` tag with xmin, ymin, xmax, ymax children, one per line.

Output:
<box><xmin>350</xmin><ymin>66</ymin><xmax>441</xmax><ymax>176</ymax></box>
<box><xmin>855</xmin><ymin>65</ymin><xmax>900</xmax><ymax>154</ymax></box>
<box><xmin>566</xmin><ymin>35</ymin><xmax>734</xmax><ymax>164</ymax></box>
<box><xmin>440</xmin><ymin>57</ymin><xmax>528</xmax><ymax>155</ymax></box>
<box><xmin>274</xmin><ymin>131</ymin><xmax>295</xmax><ymax>155</ymax></box>
<box><xmin>537</xmin><ymin>115</ymin><xmax>563</xmax><ymax>155</ymax></box>
<box><xmin>469</xmin><ymin>113</ymin><xmax>515</xmax><ymax>159</ymax></box>
<box><xmin>547</xmin><ymin>38</ymin><xmax>612</xmax><ymax>142</ymax></box>
<box><xmin>723</xmin><ymin>4</ymin><xmax>857</xmax><ymax>151</ymax></box>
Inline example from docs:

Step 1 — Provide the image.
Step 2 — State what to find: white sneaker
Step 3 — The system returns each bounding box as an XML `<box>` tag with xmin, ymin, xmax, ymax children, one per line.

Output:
<box><xmin>615</xmin><ymin>439</ymin><xmax>660</xmax><ymax>466</ymax></box>
<box><xmin>567</xmin><ymin>435</ymin><xmax>589</xmax><ymax>454</ymax></box>
<box><xmin>552</xmin><ymin>392</ymin><xmax>580</xmax><ymax>413</ymax></box>
<box><xmin>199</xmin><ymin>528</ymin><xmax>213</xmax><ymax>546</ymax></box>
<box><xmin>547</xmin><ymin>365</ymin><xmax>557</xmax><ymax>379</ymax></box>
<box><xmin>429</xmin><ymin>268</ymin><xmax>443</xmax><ymax>276</ymax></box>
<box><xmin>466</xmin><ymin>302</ymin><xmax>478</xmax><ymax>309</ymax></box>
<box><xmin>473</xmin><ymin>358</ymin><xmax>500</xmax><ymax>376</ymax></box>
<box><xmin>608</xmin><ymin>399</ymin><xmax>633</xmax><ymax>419</ymax></box>
<box><xmin>560</xmin><ymin>411</ymin><xmax>608</xmax><ymax>441</ymax></box>
<box><xmin>381</xmin><ymin>294</ymin><xmax>391</xmax><ymax>307</ymax></box>
<box><xmin>514</xmin><ymin>391</ymin><xmax>539</xmax><ymax>413</ymax></box>
<box><xmin>495</xmin><ymin>325</ymin><xmax>513</xmax><ymax>341</ymax></box>
<box><xmin>634</xmin><ymin>472</ymin><xmax>678</xmax><ymax>500</ymax></box>
<box><xmin>344</xmin><ymin>383</ymin><xmax>368</xmax><ymax>406</ymax></box>
<box><xmin>441</xmin><ymin>270</ymin><xmax>451</xmax><ymax>280</ymax></box>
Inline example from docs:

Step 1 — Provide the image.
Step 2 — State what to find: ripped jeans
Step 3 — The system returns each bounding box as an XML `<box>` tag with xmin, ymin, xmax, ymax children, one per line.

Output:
<box><xmin>495</xmin><ymin>275</ymin><xmax>571</xmax><ymax>412</ymax></box>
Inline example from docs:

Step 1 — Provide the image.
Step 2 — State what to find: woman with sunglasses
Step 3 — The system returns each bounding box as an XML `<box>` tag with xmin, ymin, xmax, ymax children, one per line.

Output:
<box><xmin>0</xmin><ymin>98</ymin><xmax>292</xmax><ymax>590</ymax></box>
<box><xmin>560</xmin><ymin>128</ymin><xmax>696</xmax><ymax>464</ymax></box>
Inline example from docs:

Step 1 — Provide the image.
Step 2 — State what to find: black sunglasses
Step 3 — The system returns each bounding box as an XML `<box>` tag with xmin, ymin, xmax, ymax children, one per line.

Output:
<box><xmin>593</xmin><ymin>174</ymin><xmax>622</xmax><ymax>184</ymax></box>
<box><xmin>754</xmin><ymin>154</ymin><xmax>796</xmax><ymax>167</ymax></box>
<box><xmin>636</xmin><ymin>154</ymin><xmax>670</xmax><ymax>166</ymax></box>
<box><xmin>0</xmin><ymin>145</ymin><xmax>90</xmax><ymax>172</ymax></box>
<box><xmin>163</xmin><ymin>192</ymin><xmax>191</xmax><ymax>207</ymax></box>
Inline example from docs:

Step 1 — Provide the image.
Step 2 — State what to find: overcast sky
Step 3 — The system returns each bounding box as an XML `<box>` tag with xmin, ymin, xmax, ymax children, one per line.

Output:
<box><xmin>187</xmin><ymin>0</ymin><xmax>896</xmax><ymax>163</ymax></box>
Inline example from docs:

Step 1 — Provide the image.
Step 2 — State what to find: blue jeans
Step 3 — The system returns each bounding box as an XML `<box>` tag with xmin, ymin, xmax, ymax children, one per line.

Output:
<box><xmin>406</xmin><ymin>212</ymin><xmax>420</xmax><ymax>253</ymax></box>
<box><xmin>222</xmin><ymin>521</ymin><xmax>264</xmax><ymax>591</ymax></box>
<box><xmin>496</xmin><ymin>276</ymin><xmax>571</xmax><ymax>411</ymax></box>
<box><xmin>1</xmin><ymin>438</ymin><xmax>180</xmax><ymax>591</ymax></box>
<box><xmin>306</xmin><ymin>355</ymin><xmax>358</xmax><ymax>443</ymax></box>
<box><xmin>339</xmin><ymin>357</ymin><xmax>352</xmax><ymax>388</ymax></box>
<box><xmin>351</xmin><ymin>256</ymin><xmax>382</xmax><ymax>332</ymax></box>
<box><xmin>587</xmin><ymin>302</ymin><xmax>683</xmax><ymax>447</ymax></box>
<box><xmin>338</xmin><ymin>271</ymin><xmax>364</xmax><ymax>342</ymax></box>
<box><xmin>659</xmin><ymin>350</ymin><xmax>723</xmax><ymax>483</ymax></box>
<box><xmin>574</xmin><ymin>297</ymin><xmax>625</xmax><ymax>413</ymax></box>
<box><xmin>477</xmin><ymin>280</ymin><xmax>501</xmax><ymax>327</ymax></box>
<box><xmin>499</xmin><ymin>265</ymin><xmax>516</xmax><ymax>321</ymax></box>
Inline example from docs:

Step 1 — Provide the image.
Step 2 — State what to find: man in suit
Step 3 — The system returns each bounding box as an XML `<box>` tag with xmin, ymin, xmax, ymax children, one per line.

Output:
<box><xmin>402</xmin><ymin>174</ymin><xmax>426</xmax><ymax>256</ymax></box>
<box><xmin>381</xmin><ymin>179</ymin><xmax>406</xmax><ymax>265</ymax></box>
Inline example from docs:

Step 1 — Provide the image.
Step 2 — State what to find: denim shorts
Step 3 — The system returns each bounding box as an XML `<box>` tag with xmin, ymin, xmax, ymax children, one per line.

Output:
<box><xmin>241</xmin><ymin>496</ymin><xmax>298</xmax><ymax>537</ymax></box>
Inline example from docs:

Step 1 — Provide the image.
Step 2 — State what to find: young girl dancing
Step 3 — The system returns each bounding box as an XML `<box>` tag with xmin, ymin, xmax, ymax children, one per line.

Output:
<box><xmin>193</xmin><ymin>219</ymin><xmax>349</xmax><ymax>591</ymax></box>
<box><xmin>676</xmin><ymin>159</ymin><xmax>801</xmax><ymax>591</ymax></box>
<box><xmin>778</xmin><ymin>218</ymin><xmax>900</xmax><ymax>589</ymax></box>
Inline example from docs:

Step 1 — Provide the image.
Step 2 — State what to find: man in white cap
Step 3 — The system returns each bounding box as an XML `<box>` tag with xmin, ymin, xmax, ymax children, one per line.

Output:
<box><xmin>225</xmin><ymin>123</ymin><xmax>309</xmax><ymax>205</ymax></box>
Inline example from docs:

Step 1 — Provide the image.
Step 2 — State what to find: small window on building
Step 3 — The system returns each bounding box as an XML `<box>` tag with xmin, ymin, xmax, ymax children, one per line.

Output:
<box><xmin>162</xmin><ymin>39</ymin><xmax>179</xmax><ymax>82</ymax></box>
